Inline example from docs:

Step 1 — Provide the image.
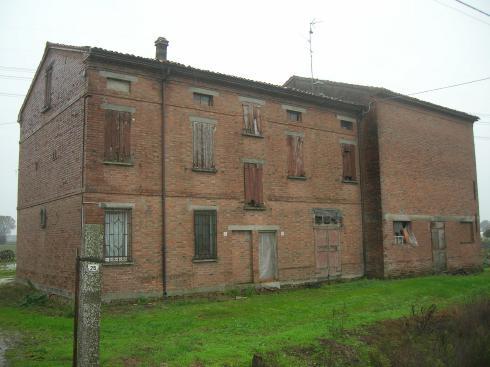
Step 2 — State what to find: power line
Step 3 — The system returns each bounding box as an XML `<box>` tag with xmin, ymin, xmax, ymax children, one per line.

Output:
<box><xmin>0</xmin><ymin>74</ymin><xmax>32</xmax><ymax>80</ymax></box>
<box><xmin>406</xmin><ymin>76</ymin><xmax>490</xmax><ymax>96</ymax></box>
<box><xmin>0</xmin><ymin>65</ymin><xmax>35</xmax><ymax>73</ymax></box>
<box><xmin>454</xmin><ymin>0</ymin><xmax>490</xmax><ymax>17</ymax></box>
<box><xmin>0</xmin><ymin>92</ymin><xmax>25</xmax><ymax>97</ymax></box>
<box><xmin>475</xmin><ymin>136</ymin><xmax>490</xmax><ymax>140</ymax></box>
<box><xmin>0</xmin><ymin>122</ymin><xmax>17</xmax><ymax>125</ymax></box>
<box><xmin>432</xmin><ymin>0</ymin><xmax>490</xmax><ymax>26</ymax></box>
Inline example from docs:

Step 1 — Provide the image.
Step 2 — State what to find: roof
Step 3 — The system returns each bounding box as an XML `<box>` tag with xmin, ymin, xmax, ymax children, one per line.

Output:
<box><xmin>19</xmin><ymin>42</ymin><xmax>365</xmax><ymax>119</ymax></box>
<box><xmin>284</xmin><ymin>76</ymin><xmax>479</xmax><ymax>122</ymax></box>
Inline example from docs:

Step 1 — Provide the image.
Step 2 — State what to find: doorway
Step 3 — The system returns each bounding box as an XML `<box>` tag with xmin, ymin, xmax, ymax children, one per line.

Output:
<box><xmin>258</xmin><ymin>231</ymin><xmax>277</xmax><ymax>281</ymax></box>
<box><xmin>431</xmin><ymin>222</ymin><xmax>447</xmax><ymax>272</ymax></box>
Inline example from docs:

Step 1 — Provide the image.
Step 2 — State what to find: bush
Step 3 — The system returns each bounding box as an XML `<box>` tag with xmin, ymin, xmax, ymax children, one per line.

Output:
<box><xmin>0</xmin><ymin>249</ymin><xmax>15</xmax><ymax>262</ymax></box>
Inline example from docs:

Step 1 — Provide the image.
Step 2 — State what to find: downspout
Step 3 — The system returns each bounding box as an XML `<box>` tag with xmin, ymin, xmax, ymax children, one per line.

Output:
<box><xmin>160</xmin><ymin>67</ymin><xmax>170</xmax><ymax>296</ymax></box>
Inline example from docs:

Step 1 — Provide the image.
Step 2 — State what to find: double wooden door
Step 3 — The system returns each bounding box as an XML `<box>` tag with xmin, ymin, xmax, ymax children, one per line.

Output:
<box><xmin>314</xmin><ymin>227</ymin><xmax>341</xmax><ymax>278</ymax></box>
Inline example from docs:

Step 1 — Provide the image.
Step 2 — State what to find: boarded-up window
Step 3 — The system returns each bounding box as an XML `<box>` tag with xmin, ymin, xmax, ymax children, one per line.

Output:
<box><xmin>340</xmin><ymin>120</ymin><xmax>353</xmax><ymax>130</ymax></box>
<box><xmin>242</xmin><ymin>103</ymin><xmax>262</xmax><ymax>136</ymax></box>
<box><xmin>194</xmin><ymin>210</ymin><xmax>217</xmax><ymax>260</ymax></box>
<box><xmin>104</xmin><ymin>109</ymin><xmax>132</xmax><ymax>163</ymax></box>
<box><xmin>341</xmin><ymin>143</ymin><xmax>356</xmax><ymax>181</ymax></box>
<box><xmin>287</xmin><ymin>134</ymin><xmax>305</xmax><ymax>178</ymax></box>
<box><xmin>107</xmin><ymin>78</ymin><xmax>130</xmax><ymax>93</ymax></box>
<box><xmin>43</xmin><ymin>66</ymin><xmax>53</xmax><ymax>110</ymax></box>
<box><xmin>460</xmin><ymin>222</ymin><xmax>474</xmax><ymax>244</ymax></box>
<box><xmin>192</xmin><ymin>121</ymin><xmax>215</xmax><ymax>170</ymax></box>
<box><xmin>244</xmin><ymin>162</ymin><xmax>264</xmax><ymax>207</ymax></box>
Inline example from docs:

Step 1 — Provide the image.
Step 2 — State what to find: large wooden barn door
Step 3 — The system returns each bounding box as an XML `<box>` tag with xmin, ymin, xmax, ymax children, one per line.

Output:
<box><xmin>314</xmin><ymin>227</ymin><xmax>341</xmax><ymax>278</ymax></box>
<box><xmin>431</xmin><ymin>222</ymin><xmax>447</xmax><ymax>273</ymax></box>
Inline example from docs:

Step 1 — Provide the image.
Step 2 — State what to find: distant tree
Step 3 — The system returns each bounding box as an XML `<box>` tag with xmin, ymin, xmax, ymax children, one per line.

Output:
<box><xmin>484</xmin><ymin>229</ymin><xmax>490</xmax><ymax>239</ymax></box>
<box><xmin>0</xmin><ymin>216</ymin><xmax>15</xmax><ymax>244</ymax></box>
<box><xmin>481</xmin><ymin>220</ymin><xmax>490</xmax><ymax>232</ymax></box>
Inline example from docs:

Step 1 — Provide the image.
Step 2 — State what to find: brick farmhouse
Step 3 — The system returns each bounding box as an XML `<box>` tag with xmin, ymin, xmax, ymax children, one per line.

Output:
<box><xmin>16</xmin><ymin>39</ymin><xmax>482</xmax><ymax>300</ymax></box>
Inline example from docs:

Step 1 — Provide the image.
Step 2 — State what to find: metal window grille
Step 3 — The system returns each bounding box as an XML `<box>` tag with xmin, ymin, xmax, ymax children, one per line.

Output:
<box><xmin>194</xmin><ymin>210</ymin><xmax>217</xmax><ymax>260</ymax></box>
<box><xmin>104</xmin><ymin>209</ymin><xmax>131</xmax><ymax>262</ymax></box>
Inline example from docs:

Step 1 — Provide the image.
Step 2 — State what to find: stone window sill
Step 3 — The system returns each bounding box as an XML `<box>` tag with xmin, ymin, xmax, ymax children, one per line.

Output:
<box><xmin>242</xmin><ymin>132</ymin><xmax>264</xmax><ymax>138</ymax></box>
<box><xmin>104</xmin><ymin>160</ymin><xmax>134</xmax><ymax>166</ymax></box>
<box><xmin>103</xmin><ymin>261</ymin><xmax>134</xmax><ymax>266</ymax></box>
<box><xmin>192</xmin><ymin>167</ymin><xmax>218</xmax><ymax>173</ymax></box>
<box><xmin>342</xmin><ymin>179</ymin><xmax>358</xmax><ymax>184</ymax></box>
<box><xmin>192</xmin><ymin>258</ymin><xmax>217</xmax><ymax>263</ymax></box>
<box><xmin>288</xmin><ymin>175</ymin><xmax>307</xmax><ymax>180</ymax></box>
<box><xmin>244</xmin><ymin>205</ymin><xmax>266</xmax><ymax>211</ymax></box>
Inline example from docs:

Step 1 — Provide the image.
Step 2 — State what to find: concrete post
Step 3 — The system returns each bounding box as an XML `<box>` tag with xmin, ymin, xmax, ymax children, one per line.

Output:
<box><xmin>76</xmin><ymin>224</ymin><xmax>103</xmax><ymax>367</ymax></box>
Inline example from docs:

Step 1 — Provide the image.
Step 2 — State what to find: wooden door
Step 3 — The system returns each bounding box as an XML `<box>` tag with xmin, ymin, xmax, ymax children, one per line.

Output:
<box><xmin>431</xmin><ymin>222</ymin><xmax>447</xmax><ymax>272</ymax></box>
<box><xmin>258</xmin><ymin>232</ymin><xmax>277</xmax><ymax>281</ymax></box>
<box><xmin>231</xmin><ymin>231</ymin><xmax>253</xmax><ymax>284</ymax></box>
<box><xmin>314</xmin><ymin>227</ymin><xmax>341</xmax><ymax>278</ymax></box>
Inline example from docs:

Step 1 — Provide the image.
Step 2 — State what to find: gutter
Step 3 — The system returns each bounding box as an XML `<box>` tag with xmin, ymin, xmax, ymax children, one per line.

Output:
<box><xmin>160</xmin><ymin>67</ymin><xmax>170</xmax><ymax>296</ymax></box>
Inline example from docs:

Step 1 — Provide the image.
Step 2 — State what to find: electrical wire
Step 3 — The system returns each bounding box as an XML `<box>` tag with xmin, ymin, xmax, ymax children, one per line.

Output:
<box><xmin>0</xmin><ymin>66</ymin><xmax>35</xmax><ymax>73</ymax></box>
<box><xmin>0</xmin><ymin>92</ymin><xmax>26</xmax><ymax>97</ymax></box>
<box><xmin>454</xmin><ymin>0</ymin><xmax>490</xmax><ymax>17</ymax></box>
<box><xmin>0</xmin><ymin>74</ymin><xmax>32</xmax><ymax>80</ymax></box>
<box><xmin>405</xmin><ymin>76</ymin><xmax>490</xmax><ymax>96</ymax></box>
<box><xmin>432</xmin><ymin>0</ymin><xmax>490</xmax><ymax>26</ymax></box>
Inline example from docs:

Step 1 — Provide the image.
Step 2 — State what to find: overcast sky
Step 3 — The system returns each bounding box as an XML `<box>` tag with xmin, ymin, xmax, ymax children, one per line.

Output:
<box><xmin>1</xmin><ymin>0</ymin><xmax>489</xmax><ymax>229</ymax></box>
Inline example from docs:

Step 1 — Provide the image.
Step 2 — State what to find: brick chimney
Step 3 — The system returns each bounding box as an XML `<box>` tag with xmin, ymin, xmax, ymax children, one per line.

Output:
<box><xmin>155</xmin><ymin>37</ymin><xmax>169</xmax><ymax>61</ymax></box>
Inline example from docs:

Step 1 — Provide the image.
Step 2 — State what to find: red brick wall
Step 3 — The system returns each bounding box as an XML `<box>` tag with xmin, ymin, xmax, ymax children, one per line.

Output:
<box><xmin>376</xmin><ymin>100</ymin><xmax>481</xmax><ymax>276</ymax></box>
<box><xmin>163</xmin><ymin>77</ymin><xmax>364</xmax><ymax>294</ymax></box>
<box><xmin>17</xmin><ymin>48</ymin><xmax>87</xmax><ymax>294</ymax></box>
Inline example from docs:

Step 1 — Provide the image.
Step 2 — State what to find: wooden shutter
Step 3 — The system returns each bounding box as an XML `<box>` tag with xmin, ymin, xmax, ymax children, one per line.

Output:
<box><xmin>105</xmin><ymin>110</ymin><xmax>131</xmax><ymax>162</ymax></box>
<box><xmin>243</xmin><ymin>104</ymin><xmax>251</xmax><ymax>132</ymax></box>
<box><xmin>253</xmin><ymin>106</ymin><xmax>262</xmax><ymax>135</ymax></box>
<box><xmin>287</xmin><ymin>135</ymin><xmax>305</xmax><ymax>177</ymax></box>
<box><xmin>193</xmin><ymin>122</ymin><xmax>215</xmax><ymax>169</ymax></box>
<box><xmin>342</xmin><ymin>144</ymin><xmax>356</xmax><ymax>181</ymax></box>
<box><xmin>244</xmin><ymin>163</ymin><xmax>263</xmax><ymax>206</ymax></box>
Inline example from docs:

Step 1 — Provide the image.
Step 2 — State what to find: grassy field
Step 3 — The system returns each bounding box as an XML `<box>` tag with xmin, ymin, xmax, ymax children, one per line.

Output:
<box><xmin>0</xmin><ymin>270</ymin><xmax>489</xmax><ymax>366</ymax></box>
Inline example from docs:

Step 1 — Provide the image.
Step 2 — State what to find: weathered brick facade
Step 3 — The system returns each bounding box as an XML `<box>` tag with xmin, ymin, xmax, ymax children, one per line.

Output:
<box><xmin>16</xmin><ymin>42</ymin><xmax>481</xmax><ymax>300</ymax></box>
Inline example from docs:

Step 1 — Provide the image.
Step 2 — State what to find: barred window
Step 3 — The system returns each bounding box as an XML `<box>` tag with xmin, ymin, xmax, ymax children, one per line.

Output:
<box><xmin>194</xmin><ymin>210</ymin><xmax>217</xmax><ymax>260</ymax></box>
<box><xmin>104</xmin><ymin>209</ymin><xmax>131</xmax><ymax>262</ymax></box>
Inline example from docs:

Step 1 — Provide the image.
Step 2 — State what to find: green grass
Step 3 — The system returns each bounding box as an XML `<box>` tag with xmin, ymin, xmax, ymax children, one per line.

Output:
<box><xmin>1</xmin><ymin>270</ymin><xmax>490</xmax><ymax>366</ymax></box>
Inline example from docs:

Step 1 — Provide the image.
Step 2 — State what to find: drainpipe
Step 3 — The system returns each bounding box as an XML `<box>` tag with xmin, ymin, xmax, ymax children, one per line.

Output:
<box><xmin>160</xmin><ymin>68</ymin><xmax>170</xmax><ymax>296</ymax></box>
<box><xmin>358</xmin><ymin>106</ymin><xmax>368</xmax><ymax>277</ymax></box>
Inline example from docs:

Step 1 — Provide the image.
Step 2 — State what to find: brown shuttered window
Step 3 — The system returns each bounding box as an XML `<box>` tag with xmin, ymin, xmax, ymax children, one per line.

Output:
<box><xmin>244</xmin><ymin>162</ymin><xmax>264</xmax><ymax>207</ymax></box>
<box><xmin>194</xmin><ymin>210</ymin><xmax>217</xmax><ymax>260</ymax></box>
<box><xmin>192</xmin><ymin>121</ymin><xmax>215</xmax><ymax>170</ymax></box>
<box><xmin>287</xmin><ymin>135</ymin><xmax>305</xmax><ymax>178</ymax></box>
<box><xmin>242</xmin><ymin>103</ymin><xmax>262</xmax><ymax>136</ymax></box>
<box><xmin>43</xmin><ymin>66</ymin><xmax>53</xmax><ymax>110</ymax></box>
<box><xmin>104</xmin><ymin>109</ymin><xmax>132</xmax><ymax>163</ymax></box>
<box><xmin>341</xmin><ymin>143</ymin><xmax>356</xmax><ymax>182</ymax></box>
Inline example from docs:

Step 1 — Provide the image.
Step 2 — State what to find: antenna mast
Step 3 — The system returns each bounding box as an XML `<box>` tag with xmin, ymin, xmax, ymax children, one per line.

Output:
<box><xmin>308</xmin><ymin>19</ymin><xmax>321</xmax><ymax>93</ymax></box>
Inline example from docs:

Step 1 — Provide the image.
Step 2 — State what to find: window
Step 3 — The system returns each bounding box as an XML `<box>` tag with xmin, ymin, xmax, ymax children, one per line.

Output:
<box><xmin>340</xmin><ymin>120</ymin><xmax>353</xmax><ymax>130</ymax></box>
<box><xmin>40</xmin><ymin>208</ymin><xmax>47</xmax><ymax>229</ymax></box>
<box><xmin>287</xmin><ymin>110</ymin><xmax>302</xmax><ymax>122</ymax></box>
<box><xmin>244</xmin><ymin>162</ymin><xmax>264</xmax><ymax>208</ymax></box>
<box><xmin>287</xmin><ymin>134</ymin><xmax>305</xmax><ymax>178</ymax></box>
<box><xmin>460</xmin><ymin>222</ymin><xmax>474</xmax><ymax>244</ymax></box>
<box><xmin>193</xmin><ymin>92</ymin><xmax>213</xmax><ymax>106</ymax></box>
<box><xmin>104</xmin><ymin>209</ymin><xmax>131</xmax><ymax>262</ymax></box>
<box><xmin>393</xmin><ymin>221</ymin><xmax>417</xmax><ymax>245</ymax></box>
<box><xmin>107</xmin><ymin>78</ymin><xmax>130</xmax><ymax>93</ymax></box>
<box><xmin>242</xmin><ymin>103</ymin><xmax>262</xmax><ymax>136</ymax></box>
<box><xmin>43</xmin><ymin>66</ymin><xmax>53</xmax><ymax>110</ymax></box>
<box><xmin>313</xmin><ymin>208</ymin><xmax>342</xmax><ymax>226</ymax></box>
<box><xmin>194</xmin><ymin>210</ymin><xmax>217</xmax><ymax>260</ymax></box>
<box><xmin>341</xmin><ymin>144</ymin><xmax>357</xmax><ymax>182</ymax></box>
<box><xmin>192</xmin><ymin>121</ymin><xmax>216</xmax><ymax>171</ymax></box>
<box><xmin>104</xmin><ymin>109</ymin><xmax>132</xmax><ymax>163</ymax></box>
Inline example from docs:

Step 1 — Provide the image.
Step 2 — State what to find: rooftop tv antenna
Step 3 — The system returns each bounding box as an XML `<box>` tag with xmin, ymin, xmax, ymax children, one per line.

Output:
<box><xmin>308</xmin><ymin>19</ymin><xmax>322</xmax><ymax>93</ymax></box>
